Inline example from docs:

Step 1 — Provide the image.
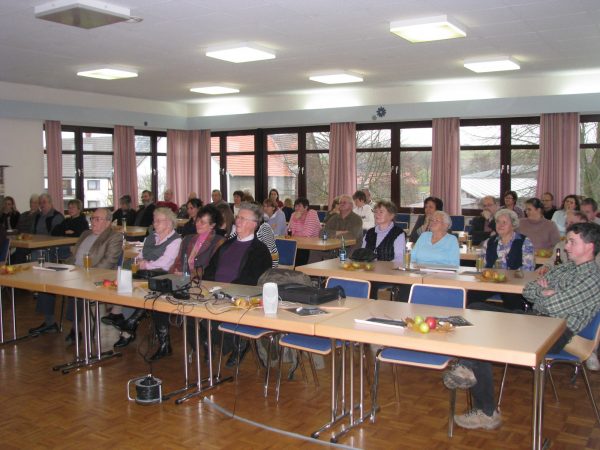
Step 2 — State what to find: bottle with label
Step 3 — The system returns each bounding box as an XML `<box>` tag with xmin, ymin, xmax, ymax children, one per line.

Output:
<box><xmin>322</xmin><ymin>229</ymin><xmax>328</xmax><ymax>242</ymax></box>
<box><xmin>554</xmin><ymin>248</ymin><xmax>563</xmax><ymax>265</ymax></box>
<box><xmin>182</xmin><ymin>252</ymin><xmax>191</xmax><ymax>284</ymax></box>
<box><xmin>339</xmin><ymin>236</ymin><xmax>347</xmax><ymax>262</ymax></box>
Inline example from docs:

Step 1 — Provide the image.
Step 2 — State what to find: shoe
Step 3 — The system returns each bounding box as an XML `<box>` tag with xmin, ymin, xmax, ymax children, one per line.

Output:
<box><xmin>101</xmin><ymin>313</ymin><xmax>124</xmax><ymax>327</ymax></box>
<box><xmin>28</xmin><ymin>322</ymin><xmax>59</xmax><ymax>335</ymax></box>
<box><xmin>454</xmin><ymin>409</ymin><xmax>502</xmax><ymax>430</ymax></box>
<box><xmin>114</xmin><ymin>333</ymin><xmax>135</xmax><ymax>348</ymax></box>
<box><xmin>149</xmin><ymin>325</ymin><xmax>172</xmax><ymax>361</ymax></box>
<box><xmin>114</xmin><ymin>309</ymin><xmax>146</xmax><ymax>333</ymax></box>
<box><xmin>586</xmin><ymin>353</ymin><xmax>600</xmax><ymax>371</ymax></box>
<box><xmin>64</xmin><ymin>329</ymin><xmax>82</xmax><ymax>344</ymax></box>
<box><xmin>226</xmin><ymin>340</ymin><xmax>249</xmax><ymax>368</ymax></box>
<box><xmin>443</xmin><ymin>364</ymin><xmax>477</xmax><ymax>389</ymax></box>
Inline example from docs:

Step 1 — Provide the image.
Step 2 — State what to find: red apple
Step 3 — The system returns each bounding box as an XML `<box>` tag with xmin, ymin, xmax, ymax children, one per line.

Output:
<box><xmin>102</xmin><ymin>279</ymin><xmax>113</xmax><ymax>288</ymax></box>
<box><xmin>425</xmin><ymin>316</ymin><xmax>437</xmax><ymax>330</ymax></box>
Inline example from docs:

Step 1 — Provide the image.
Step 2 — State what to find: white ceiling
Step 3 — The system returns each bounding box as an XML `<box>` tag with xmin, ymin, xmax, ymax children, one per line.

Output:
<box><xmin>1</xmin><ymin>0</ymin><xmax>600</xmax><ymax>108</ymax></box>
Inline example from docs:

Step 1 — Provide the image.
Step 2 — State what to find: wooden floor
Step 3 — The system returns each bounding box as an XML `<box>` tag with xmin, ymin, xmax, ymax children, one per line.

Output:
<box><xmin>1</xmin><ymin>290</ymin><xmax>600</xmax><ymax>449</ymax></box>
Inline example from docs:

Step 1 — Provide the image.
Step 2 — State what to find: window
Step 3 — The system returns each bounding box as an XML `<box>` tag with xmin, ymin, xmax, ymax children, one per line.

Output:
<box><xmin>580</xmin><ymin>116</ymin><xmax>600</xmax><ymax>200</ymax></box>
<box><xmin>266</xmin><ymin>132</ymin><xmax>299</xmax><ymax>203</ymax></box>
<box><xmin>356</xmin><ymin>129</ymin><xmax>391</xmax><ymax>202</ymax></box>
<box><xmin>87</xmin><ymin>180</ymin><xmax>100</xmax><ymax>190</ymax></box>
<box><xmin>399</xmin><ymin>126</ymin><xmax>432</xmax><ymax>209</ymax></box>
<box><xmin>305</xmin><ymin>130</ymin><xmax>330</xmax><ymax>206</ymax></box>
<box><xmin>87</xmin><ymin>201</ymin><xmax>100</xmax><ymax>208</ymax></box>
<box><xmin>135</xmin><ymin>131</ymin><xmax>167</xmax><ymax>205</ymax></box>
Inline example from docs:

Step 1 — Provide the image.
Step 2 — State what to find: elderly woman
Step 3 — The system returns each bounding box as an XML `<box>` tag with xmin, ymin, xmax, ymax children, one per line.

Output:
<box><xmin>111</xmin><ymin>208</ymin><xmax>182</xmax><ymax>356</ymax></box>
<box><xmin>411</xmin><ymin>210</ymin><xmax>460</xmax><ymax>267</ymax></box>
<box><xmin>269</xmin><ymin>188</ymin><xmax>284</xmax><ymax>208</ymax></box>
<box><xmin>324</xmin><ymin>196</ymin><xmax>341</xmax><ymax>223</ymax></box>
<box><xmin>0</xmin><ymin>196</ymin><xmax>20</xmax><ymax>230</ymax></box>
<box><xmin>502</xmin><ymin>190</ymin><xmax>524</xmax><ymax>218</ymax></box>
<box><xmin>362</xmin><ymin>200</ymin><xmax>405</xmax><ymax>265</ymax></box>
<box><xmin>518</xmin><ymin>198</ymin><xmax>560</xmax><ymax>251</ymax></box>
<box><xmin>288</xmin><ymin>197</ymin><xmax>321</xmax><ymax>237</ymax></box>
<box><xmin>263</xmin><ymin>198</ymin><xmax>287</xmax><ymax>236</ymax></box>
<box><xmin>469</xmin><ymin>209</ymin><xmax>535</xmax><ymax>310</ymax></box>
<box><xmin>409</xmin><ymin>196</ymin><xmax>443</xmax><ymax>243</ymax></box>
<box><xmin>53</xmin><ymin>199</ymin><xmax>90</xmax><ymax>260</ymax></box>
<box><xmin>551</xmin><ymin>194</ymin><xmax>580</xmax><ymax>236</ymax></box>
<box><xmin>179</xmin><ymin>198</ymin><xmax>203</xmax><ymax>237</ymax></box>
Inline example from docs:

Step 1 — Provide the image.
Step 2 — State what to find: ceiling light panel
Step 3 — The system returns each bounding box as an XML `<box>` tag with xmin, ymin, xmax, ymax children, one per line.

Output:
<box><xmin>190</xmin><ymin>86</ymin><xmax>240</xmax><ymax>95</ymax></box>
<box><xmin>390</xmin><ymin>15</ymin><xmax>466</xmax><ymax>43</ymax></box>
<box><xmin>77</xmin><ymin>68</ymin><xmax>138</xmax><ymax>80</ymax></box>
<box><xmin>206</xmin><ymin>43</ymin><xmax>276</xmax><ymax>63</ymax></box>
<box><xmin>309</xmin><ymin>72</ymin><xmax>364</xmax><ymax>85</ymax></box>
<box><xmin>464</xmin><ymin>57</ymin><xmax>520</xmax><ymax>73</ymax></box>
<box><xmin>35</xmin><ymin>0</ymin><xmax>131</xmax><ymax>29</ymax></box>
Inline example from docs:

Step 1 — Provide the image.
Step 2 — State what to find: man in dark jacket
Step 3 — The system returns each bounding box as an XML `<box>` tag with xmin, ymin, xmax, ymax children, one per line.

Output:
<box><xmin>134</xmin><ymin>190</ymin><xmax>156</xmax><ymax>227</ymax></box>
<box><xmin>470</xmin><ymin>196</ymin><xmax>498</xmax><ymax>246</ymax></box>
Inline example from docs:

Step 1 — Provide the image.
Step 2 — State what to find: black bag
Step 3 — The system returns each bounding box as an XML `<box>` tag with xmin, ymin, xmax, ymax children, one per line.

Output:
<box><xmin>279</xmin><ymin>283</ymin><xmax>345</xmax><ymax>305</ymax></box>
<box><xmin>351</xmin><ymin>248</ymin><xmax>376</xmax><ymax>262</ymax></box>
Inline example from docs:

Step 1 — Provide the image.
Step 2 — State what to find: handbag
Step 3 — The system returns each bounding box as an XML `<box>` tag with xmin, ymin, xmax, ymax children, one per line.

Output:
<box><xmin>278</xmin><ymin>283</ymin><xmax>345</xmax><ymax>305</ymax></box>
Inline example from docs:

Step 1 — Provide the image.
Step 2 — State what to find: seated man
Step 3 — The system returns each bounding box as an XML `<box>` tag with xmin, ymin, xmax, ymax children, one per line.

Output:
<box><xmin>29</xmin><ymin>208</ymin><xmax>123</xmax><ymax>337</ymax></box>
<box><xmin>203</xmin><ymin>202</ymin><xmax>272</xmax><ymax>366</ymax></box>
<box><xmin>134</xmin><ymin>190</ymin><xmax>156</xmax><ymax>227</ymax></box>
<box><xmin>443</xmin><ymin>222</ymin><xmax>600</xmax><ymax>430</ymax></box>
<box><xmin>470</xmin><ymin>195</ymin><xmax>498</xmax><ymax>246</ymax></box>
<box><xmin>156</xmin><ymin>188</ymin><xmax>179</xmax><ymax>214</ymax></box>
<box><xmin>352</xmin><ymin>190</ymin><xmax>374</xmax><ymax>230</ymax></box>
<box><xmin>324</xmin><ymin>194</ymin><xmax>364</xmax><ymax>248</ymax></box>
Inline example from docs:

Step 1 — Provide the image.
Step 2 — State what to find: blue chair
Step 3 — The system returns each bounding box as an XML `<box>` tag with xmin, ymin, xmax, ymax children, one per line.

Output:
<box><xmin>497</xmin><ymin>310</ymin><xmax>600</xmax><ymax>424</ymax></box>
<box><xmin>317</xmin><ymin>211</ymin><xmax>327</xmax><ymax>223</ymax></box>
<box><xmin>371</xmin><ymin>284</ymin><xmax>466</xmax><ymax>437</ymax></box>
<box><xmin>0</xmin><ymin>238</ymin><xmax>10</xmax><ymax>265</ymax></box>
<box><xmin>395</xmin><ymin>213</ymin><xmax>410</xmax><ymax>225</ymax></box>
<box><xmin>450</xmin><ymin>215</ymin><xmax>465</xmax><ymax>232</ymax></box>
<box><xmin>394</xmin><ymin>221</ymin><xmax>408</xmax><ymax>230</ymax></box>
<box><xmin>275</xmin><ymin>238</ymin><xmax>297</xmax><ymax>269</ymax></box>
<box><xmin>275</xmin><ymin>276</ymin><xmax>371</xmax><ymax>401</ymax></box>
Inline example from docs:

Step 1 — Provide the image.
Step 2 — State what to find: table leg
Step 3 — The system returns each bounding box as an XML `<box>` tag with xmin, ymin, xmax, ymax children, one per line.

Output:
<box><xmin>532</xmin><ymin>361</ymin><xmax>549</xmax><ymax>450</ymax></box>
<box><xmin>0</xmin><ymin>287</ymin><xmax>32</xmax><ymax>345</ymax></box>
<box><xmin>163</xmin><ymin>316</ymin><xmax>197</xmax><ymax>401</ymax></box>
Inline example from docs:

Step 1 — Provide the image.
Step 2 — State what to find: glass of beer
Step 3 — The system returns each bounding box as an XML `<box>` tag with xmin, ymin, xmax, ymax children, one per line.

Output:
<box><xmin>476</xmin><ymin>250</ymin><xmax>485</xmax><ymax>272</ymax></box>
<box><xmin>83</xmin><ymin>253</ymin><xmax>92</xmax><ymax>270</ymax></box>
<box><xmin>38</xmin><ymin>250</ymin><xmax>46</xmax><ymax>267</ymax></box>
<box><xmin>131</xmin><ymin>257</ymin><xmax>139</xmax><ymax>274</ymax></box>
<box><xmin>403</xmin><ymin>250</ymin><xmax>411</xmax><ymax>269</ymax></box>
<box><xmin>466</xmin><ymin>235</ymin><xmax>473</xmax><ymax>251</ymax></box>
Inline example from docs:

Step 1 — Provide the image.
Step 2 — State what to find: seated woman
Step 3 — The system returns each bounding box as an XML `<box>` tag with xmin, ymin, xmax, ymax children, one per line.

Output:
<box><xmin>112</xmin><ymin>195</ymin><xmax>136</xmax><ymax>226</ymax></box>
<box><xmin>411</xmin><ymin>210</ymin><xmax>460</xmax><ymax>267</ymax></box>
<box><xmin>362</xmin><ymin>200</ymin><xmax>405</xmax><ymax>265</ymax></box>
<box><xmin>111</xmin><ymin>208</ymin><xmax>182</xmax><ymax>355</ymax></box>
<box><xmin>52</xmin><ymin>199</ymin><xmax>89</xmax><ymax>260</ymax></box>
<box><xmin>324</xmin><ymin>196</ymin><xmax>340</xmax><ymax>223</ymax></box>
<box><xmin>0</xmin><ymin>195</ymin><xmax>20</xmax><ymax>231</ymax></box>
<box><xmin>268</xmin><ymin>188</ymin><xmax>284</xmax><ymax>208</ymax></box>
<box><xmin>518</xmin><ymin>198</ymin><xmax>560</xmax><ymax>252</ymax></box>
<box><xmin>262</xmin><ymin>198</ymin><xmax>287</xmax><ymax>236</ymax></box>
<box><xmin>288</xmin><ymin>197</ymin><xmax>322</xmax><ymax>266</ymax></box>
<box><xmin>551</xmin><ymin>194</ymin><xmax>580</xmax><ymax>236</ymax></box>
<box><xmin>502</xmin><ymin>190</ymin><xmax>524</xmax><ymax>218</ymax></box>
<box><xmin>282</xmin><ymin>198</ymin><xmax>294</xmax><ymax>222</ymax></box>
<box><xmin>469</xmin><ymin>209</ymin><xmax>535</xmax><ymax>309</ymax></box>
<box><xmin>203</xmin><ymin>202</ymin><xmax>273</xmax><ymax>366</ymax></box>
<box><xmin>408</xmin><ymin>196</ymin><xmax>443</xmax><ymax>243</ymax></box>
<box><xmin>179</xmin><ymin>198</ymin><xmax>203</xmax><ymax>237</ymax></box>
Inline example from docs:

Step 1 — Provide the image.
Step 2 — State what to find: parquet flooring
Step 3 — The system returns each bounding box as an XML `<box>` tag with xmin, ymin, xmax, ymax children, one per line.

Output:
<box><xmin>1</xmin><ymin>290</ymin><xmax>600</xmax><ymax>449</ymax></box>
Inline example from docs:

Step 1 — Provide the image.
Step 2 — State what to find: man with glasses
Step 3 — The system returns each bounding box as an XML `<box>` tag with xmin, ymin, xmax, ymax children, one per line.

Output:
<box><xmin>29</xmin><ymin>208</ymin><xmax>123</xmax><ymax>338</ymax></box>
<box><xmin>470</xmin><ymin>196</ymin><xmax>499</xmax><ymax>246</ymax></box>
<box><xmin>203</xmin><ymin>202</ymin><xmax>272</xmax><ymax>366</ymax></box>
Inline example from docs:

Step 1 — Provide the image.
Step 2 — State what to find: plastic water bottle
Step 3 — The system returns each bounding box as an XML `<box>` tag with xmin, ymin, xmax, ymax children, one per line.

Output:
<box><xmin>182</xmin><ymin>253</ymin><xmax>191</xmax><ymax>284</ymax></box>
<box><xmin>322</xmin><ymin>229</ymin><xmax>328</xmax><ymax>242</ymax></box>
<box><xmin>339</xmin><ymin>236</ymin><xmax>347</xmax><ymax>262</ymax></box>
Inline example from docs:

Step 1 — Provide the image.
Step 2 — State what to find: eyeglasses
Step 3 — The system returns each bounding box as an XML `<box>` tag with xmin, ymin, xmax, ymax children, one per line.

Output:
<box><xmin>235</xmin><ymin>215</ymin><xmax>257</xmax><ymax>223</ymax></box>
<box><xmin>90</xmin><ymin>216</ymin><xmax>107</xmax><ymax>222</ymax></box>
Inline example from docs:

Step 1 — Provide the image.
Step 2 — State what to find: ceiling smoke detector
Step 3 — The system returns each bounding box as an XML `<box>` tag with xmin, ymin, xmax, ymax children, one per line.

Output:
<box><xmin>34</xmin><ymin>0</ymin><xmax>132</xmax><ymax>29</ymax></box>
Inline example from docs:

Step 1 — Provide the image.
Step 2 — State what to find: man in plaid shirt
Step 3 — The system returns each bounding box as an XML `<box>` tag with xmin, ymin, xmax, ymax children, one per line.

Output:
<box><xmin>443</xmin><ymin>222</ymin><xmax>600</xmax><ymax>431</ymax></box>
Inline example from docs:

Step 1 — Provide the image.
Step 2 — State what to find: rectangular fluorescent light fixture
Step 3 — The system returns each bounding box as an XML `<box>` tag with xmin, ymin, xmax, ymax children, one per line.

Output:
<box><xmin>206</xmin><ymin>43</ymin><xmax>276</xmax><ymax>63</ymax></box>
<box><xmin>190</xmin><ymin>86</ymin><xmax>240</xmax><ymax>95</ymax></box>
<box><xmin>464</xmin><ymin>57</ymin><xmax>520</xmax><ymax>73</ymax></box>
<box><xmin>35</xmin><ymin>0</ymin><xmax>131</xmax><ymax>29</ymax></box>
<box><xmin>309</xmin><ymin>72</ymin><xmax>364</xmax><ymax>85</ymax></box>
<box><xmin>390</xmin><ymin>15</ymin><xmax>466</xmax><ymax>42</ymax></box>
<box><xmin>77</xmin><ymin>68</ymin><xmax>138</xmax><ymax>80</ymax></box>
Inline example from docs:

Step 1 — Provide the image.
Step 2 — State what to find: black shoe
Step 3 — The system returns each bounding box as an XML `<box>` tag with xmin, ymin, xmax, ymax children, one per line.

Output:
<box><xmin>115</xmin><ymin>309</ymin><xmax>146</xmax><ymax>333</ymax></box>
<box><xmin>226</xmin><ymin>340</ymin><xmax>250</xmax><ymax>368</ymax></box>
<box><xmin>149</xmin><ymin>325</ymin><xmax>172</xmax><ymax>361</ymax></box>
<box><xmin>114</xmin><ymin>333</ymin><xmax>135</xmax><ymax>348</ymax></box>
<box><xmin>64</xmin><ymin>329</ymin><xmax>82</xmax><ymax>344</ymax></box>
<box><xmin>101</xmin><ymin>313</ymin><xmax>124</xmax><ymax>327</ymax></box>
<box><xmin>29</xmin><ymin>322</ymin><xmax>59</xmax><ymax>335</ymax></box>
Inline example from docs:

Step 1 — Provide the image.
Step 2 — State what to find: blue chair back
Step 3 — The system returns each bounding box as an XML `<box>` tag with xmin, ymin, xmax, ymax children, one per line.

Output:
<box><xmin>326</xmin><ymin>277</ymin><xmax>370</xmax><ymax>299</ymax></box>
<box><xmin>579</xmin><ymin>310</ymin><xmax>600</xmax><ymax>341</ymax></box>
<box><xmin>409</xmin><ymin>284</ymin><xmax>465</xmax><ymax>308</ymax></box>
<box><xmin>395</xmin><ymin>221</ymin><xmax>408</xmax><ymax>230</ymax></box>
<box><xmin>0</xmin><ymin>238</ymin><xmax>9</xmax><ymax>264</ymax></box>
<box><xmin>450</xmin><ymin>215</ymin><xmax>465</xmax><ymax>232</ymax></box>
<box><xmin>317</xmin><ymin>211</ymin><xmax>327</xmax><ymax>223</ymax></box>
<box><xmin>395</xmin><ymin>213</ymin><xmax>410</xmax><ymax>224</ymax></box>
<box><xmin>275</xmin><ymin>239</ymin><xmax>297</xmax><ymax>266</ymax></box>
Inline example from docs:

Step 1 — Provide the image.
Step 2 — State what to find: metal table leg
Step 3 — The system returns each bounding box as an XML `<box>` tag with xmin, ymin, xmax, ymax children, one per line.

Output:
<box><xmin>163</xmin><ymin>316</ymin><xmax>197</xmax><ymax>401</ymax></box>
<box><xmin>1</xmin><ymin>287</ymin><xmax>36</xmax><ymax>345</ymax></box>
<box><xmin>532</xmin><ymin>361</ymin><xmax>550</xmax><ymax>450</ymax></box>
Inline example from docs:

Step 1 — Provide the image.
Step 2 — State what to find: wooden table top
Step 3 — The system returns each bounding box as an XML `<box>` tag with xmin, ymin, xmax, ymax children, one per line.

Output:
<box><xmin>315</xmin><ymin>300</ymin><xmax>565</xmax><ymax>367</ymax></box>
<box><xmin>8</xmin><ymin>235</ymin><xmax>79</xmax><ymax>249</ymax></box>
<box><xmin>112</xmin><ymin>226</ymin><xmax>148</xmax><ymax>237</ymax></box>
<box><xmin>459</xmin><ymin>245</ymin><xmax>551</xmax><ymax>265</ymax></box>
<box><xmin>296</xmin><ymin>258</ymin><xmax>423</xmax><ymax>285</ymax></box>
<box><xmin>421</xmin><ymin>267</ymin><xmax>538</xmax><ymax>294</ymax></box>
<box><xmin>277</xmin><ymin>236</ymin><xmax>356</xmax><ymax>251</ymax></box>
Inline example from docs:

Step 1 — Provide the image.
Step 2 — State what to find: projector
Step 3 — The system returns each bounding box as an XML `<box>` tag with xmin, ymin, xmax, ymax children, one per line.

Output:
<box><xmin>148</xmin><ymin>274</ymin><xmax>189</xmax><ymax>293</ymax></box>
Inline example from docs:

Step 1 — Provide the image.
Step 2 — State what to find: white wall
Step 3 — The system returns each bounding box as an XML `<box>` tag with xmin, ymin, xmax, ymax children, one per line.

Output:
<box><xmin>0</xmin><ymin>118</ymin><xmax>44</xmax><ymax>210</ymax></box>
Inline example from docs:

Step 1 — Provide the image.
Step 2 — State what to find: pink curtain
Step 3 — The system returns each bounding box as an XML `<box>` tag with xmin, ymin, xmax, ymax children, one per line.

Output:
<box><xmin>113</xmin><ymin>125</ymin><xmax>137</xmax><ymax>209</ymax></box>
<box><xmin>431</xmin><ymin>118</ymin><xmax>461</xmax><ymax>215</ymax></box>
<box><xmin>44</xmin><ymin>120</ymin><xmax>63</xmax><ymax>210</ymax></box>
<box><xmin>328</xmin><ymin>122</ymin><xmax>357</xmax><ymax>206</ymax></box>
<box><xmin>167</xmin><ymin>129</ymin><xmax>211</xmax><ymax>205</ymax></box>
<box><xmin>537</xmin><ymin>113</ymin><xmax>580</xmax><ymax>202</ymax></box>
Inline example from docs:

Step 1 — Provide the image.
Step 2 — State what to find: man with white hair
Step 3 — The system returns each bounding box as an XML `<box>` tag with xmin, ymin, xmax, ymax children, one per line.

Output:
<box><xmin>156</xmin><ymin>188</ymin><xmax>178</xmax><ymax>214</ymax></box>
<box><xmin>324</xmin><ymin>194</ymin><xmax>364</xmax><ymax>248</ymax></box>
<box><xmin>470</xmin><ymin>196</ymin><xmax>499</xmax><ymax>245</ymax></box>
<box><xmin>16</xmin><ymin>193</ymin><xmax>40</xmax><ymax>233</ymax></box>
